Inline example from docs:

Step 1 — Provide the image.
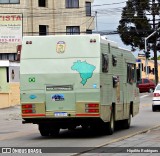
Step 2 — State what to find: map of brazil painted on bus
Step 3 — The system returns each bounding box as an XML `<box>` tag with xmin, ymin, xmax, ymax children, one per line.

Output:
<box><xmin>71</xmin><ymin>60</ymin><xmax>96</xmax><ymax>85</ymax></box>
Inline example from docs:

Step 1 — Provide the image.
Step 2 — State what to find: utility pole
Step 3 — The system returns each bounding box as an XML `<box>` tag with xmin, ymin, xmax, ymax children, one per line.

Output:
<box><xmin>152</xmin><ymin>0</ymin><xmax>158</xmax><ymax>84</ymax></box>
<box><xmin>145</xmin><ymin>27</ymin><xmax>160</xmax><ymax>80</ymax></box>
<box><xmin>30</xmin><ymin>0</ymin><xmax>33</xmax><ymax>36</ymax></box>
<box><xmin>144</xmin><ymin>0</ymin><xmax>159</xmax><ymax>84</ymax></box>
<box><xmin>95</xmin><ymin>11</ymin><xmax>98</xmax><ymax>32</ymax></box>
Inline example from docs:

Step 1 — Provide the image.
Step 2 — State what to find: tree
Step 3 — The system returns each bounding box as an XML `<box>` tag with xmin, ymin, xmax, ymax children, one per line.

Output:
<box><xmin>117</xmin><ymin>0</ymin><xmax>160</xmax><ymax>84</ymax></box>
<box><xmin>151</xmin><ymin>55</ymin><xmax>160</xmax><ymax>60</ymax></box>
<box><xmin>118</xmin><ymin>0</ymin><xmax>156</xmax><ymax>50</ymax></box>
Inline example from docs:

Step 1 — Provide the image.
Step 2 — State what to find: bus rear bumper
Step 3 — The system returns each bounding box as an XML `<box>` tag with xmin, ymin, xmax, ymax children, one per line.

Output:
<box><xmin>22</xmin><ymin>117</ymin><xmax>104</xmax><ymax>129</ymax></box>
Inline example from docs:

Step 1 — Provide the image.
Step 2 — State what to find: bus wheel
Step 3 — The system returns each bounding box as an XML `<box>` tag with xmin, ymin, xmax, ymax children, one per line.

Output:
<box><xmin>107</xmin><ymin>112</ymin><xmax>115</xmax><ymax>135</ymax></box>
<box><xmin>123</xmin><ymin>113</ymin><xmax>131</xmax><ymax>129</ymax></box>
<box><xmin>39</xmin><ymin>125</ymin><xmax>50</xmax><ymax>136</ymax></box>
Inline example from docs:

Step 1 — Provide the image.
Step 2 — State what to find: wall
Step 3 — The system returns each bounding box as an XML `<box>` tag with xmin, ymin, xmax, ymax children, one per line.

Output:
<box><xmin>0</xmin><ymin>67</ymin><xmax>9</xmax><ymax>92</ymax></box>
<box><xmin>53</xmin><ymin>0</ymin><xmax>94</xmax><ymax>34</ymax></box>
<box><xmin>0</xmin><ymin>0</ymin><xmax>95</xmax><ymax>55</ymax></box>
<box><xmin>0</xmin><ymin>65</ymin><xmax>20</xmax><ymax>109</ymax></box>
<box><xmin>137</xmin><ymin>58</ymin><xmax>160</xmax><ymax>82</ymax></box>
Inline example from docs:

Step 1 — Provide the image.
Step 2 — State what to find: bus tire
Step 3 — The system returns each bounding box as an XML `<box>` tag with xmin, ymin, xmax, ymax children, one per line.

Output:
<box><xmin>39</xmin><ymin>125</ymin><xmax>50</xmax><ymax>136</ymax></box>
<box><xmin>107</xmin><ymin>111</ymin><xmax>115</xmax><ymax>135</ymax></box>
<box><xmin>123</xmin><ymin>113</ymin><xmax>131</xmax><ymax>129</ymax></box>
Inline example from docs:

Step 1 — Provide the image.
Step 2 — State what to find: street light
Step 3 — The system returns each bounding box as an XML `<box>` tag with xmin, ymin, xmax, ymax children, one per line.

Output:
<box><xmin>145</xmin><ymin>27</ymin><xmax>160</xmax><ymax>79</ymax></box>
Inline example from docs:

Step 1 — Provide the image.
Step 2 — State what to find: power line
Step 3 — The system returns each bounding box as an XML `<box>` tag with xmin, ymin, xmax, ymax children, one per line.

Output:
<box><xmin>92</xmin><ymin>1</ymin><xmax>127</xmax><ymax>7</ymax></box>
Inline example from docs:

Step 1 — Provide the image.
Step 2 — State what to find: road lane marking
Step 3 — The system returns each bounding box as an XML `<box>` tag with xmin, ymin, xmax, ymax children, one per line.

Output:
<box><xmin>141</xmin><ymin>104</ymin><xmax>151</xmax><ymax>108</ymax></box>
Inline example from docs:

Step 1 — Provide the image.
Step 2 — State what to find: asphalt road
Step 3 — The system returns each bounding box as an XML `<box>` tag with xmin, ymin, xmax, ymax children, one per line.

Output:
<box><xmin>0</xmin><ymin>93</ymin><xmax>160</xmax><ymax>156</ymax></box>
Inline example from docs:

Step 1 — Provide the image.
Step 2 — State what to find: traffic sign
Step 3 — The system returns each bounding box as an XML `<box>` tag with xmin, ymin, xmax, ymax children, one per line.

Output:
<box><xmin>136</xmin><ymin>59</ymin><xmax>141</xmax><ymax>63</ymax></box>
<box><xmin>138</xmin><ymin>53</ymin><xmax>145</xmax><ymax>57</ymax></box>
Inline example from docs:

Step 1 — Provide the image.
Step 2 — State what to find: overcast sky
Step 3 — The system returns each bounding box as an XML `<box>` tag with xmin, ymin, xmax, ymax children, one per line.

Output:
<box><xmin>92</xmin><ymin>0</ymin><xmax>137</xmax><ymax>55</ymax></box>
<box><xmin>92</xmin><ymin>0</ymin><xmax>160</xmax><ymax>58</ymax></box>
<box><xmin>92</xmin><ymin>0</ymin><xmax>125</xmax><ymax>31</ymax></box>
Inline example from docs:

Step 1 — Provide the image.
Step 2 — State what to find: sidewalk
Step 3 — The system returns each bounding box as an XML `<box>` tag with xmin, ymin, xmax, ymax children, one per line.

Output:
<box><xmin>105</xmin><ymin>126</ymin><xmax>160</xmax><ymax>155</ymax></box>
<box><xmin>78</xmin><ymin>126</ymin><xmax>160</xmax><ymax>156</ymax></box>
<box><xmin>0</xmin><ymin>105</ymin><xmax>21</xmax><ymax>121</ymax></box>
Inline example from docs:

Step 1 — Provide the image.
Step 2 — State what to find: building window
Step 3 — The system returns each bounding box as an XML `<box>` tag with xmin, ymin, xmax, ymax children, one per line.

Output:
<box><xmin>0</xmin><ymin>0</ymin><xmax>20</xmax><ymax>3</ymax></box>
<box><xmin>112</xmin><ymin>55</ymin><xmax>117</xmax><ymax>66</ymax></box>
<box><xmin>38</xmin><ymin>0</ymin><xmax>46</xmax><ymax>7</ymax></box>
<box><xmin>102</xmin><ymin>53</ymin><xmax>109</xmax><ymax>73</ymax></box>
<box><xmin>86</xmin><ymin>29</ymin><xmax>92</xmax><ymax>34</ymax></box>
<box><xmin>0</xmin><ymin>53</ymin><xmax>16</xmax><ymax>61</ymax></box>
<box><xmin>86</xmin><ymin>2</ymin><xmax>91</xmax><ymax>16</ymax></box>
<box><xmin>66</xmin><ymin>26</ymin><xmax>80</xmax><ymax>35</ymax></box>
<box><xmin>66</xmin><ymin>0</ymin><xmax>79</xmax><ymax>8</ymax></box>
<box><xmin>127</xmin><ymin>63</ymin><xmax>136</xmax><ymax>84</ymax></box>
<box><xmin>39</xmin><ymin>25</ymin><xmax>48</xmax><ymax>35</ymax></box>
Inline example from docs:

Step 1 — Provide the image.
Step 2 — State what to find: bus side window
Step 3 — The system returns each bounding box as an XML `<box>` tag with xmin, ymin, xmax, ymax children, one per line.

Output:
<box><xmin>127</xmin><ymin>63</ymin><xmax>136</xmax><ymax>84</ymax></box>
<box><xmin>112</xmin><ymin>55</ymin><xmax>117</xmax><ymax>66</ymax></box>
<box><xmin>102</xmin><ymin>53</ymin><xmax>109</xmax><ymax>73</ymax></box>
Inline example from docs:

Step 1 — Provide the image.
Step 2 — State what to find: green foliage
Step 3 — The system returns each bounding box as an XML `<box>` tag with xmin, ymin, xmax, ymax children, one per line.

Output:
<box><xmin>151</xmin><ymin>55</ymin><xmax>160</xmax><ymax>60</ymax></box>
<box><xmin>117</xmin><ymin>0</ymin><xmax>160</xmax><ymax>51</ymax></box>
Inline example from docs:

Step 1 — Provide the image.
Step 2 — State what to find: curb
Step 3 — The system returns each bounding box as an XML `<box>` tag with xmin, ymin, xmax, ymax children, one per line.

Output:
<box><xmin>97</xmin><ymin>124</ymin><xmax>160</xmax><ymax>147</ymax></box>
<box><xmin>72</xmin><ymin>124</ymin><xmax>160</xmax><ymax>156</ymax></box>
<box><xmin>0</xmin><ymin>104</ymin><xmax>20</xmax><ymax>110</ymax></box>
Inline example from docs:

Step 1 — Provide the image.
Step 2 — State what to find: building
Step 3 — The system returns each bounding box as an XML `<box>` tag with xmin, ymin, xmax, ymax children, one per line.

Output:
<box><xmin>0</xmin><ymin>0</ymin><xmax>95</xmax><ymax>60</ymax></box>
<box><xmin>137</xmin><ymin>57</ymin><xmax>160</xmax><ymax>82</ymax></box>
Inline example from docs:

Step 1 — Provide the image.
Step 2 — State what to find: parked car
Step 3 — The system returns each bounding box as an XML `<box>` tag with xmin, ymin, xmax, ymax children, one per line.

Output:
<box><xmin>137</xmin><ymin>78</ymin><xmax>156</xmax><ymax>93</ymax></box>
<box><xmin>152</xmin><ymin>83</ymin><xmax>160</xmax><ymax>111</ymax></box>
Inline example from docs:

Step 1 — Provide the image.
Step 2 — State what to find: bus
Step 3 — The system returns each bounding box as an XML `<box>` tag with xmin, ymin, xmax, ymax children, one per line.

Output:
<box><xmin>20</xmin><ymin>34</ymin><xmax>140</xmax><ymax>136</ymax></box>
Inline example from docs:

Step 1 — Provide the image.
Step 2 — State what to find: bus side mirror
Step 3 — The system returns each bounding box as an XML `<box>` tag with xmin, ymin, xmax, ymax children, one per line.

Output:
<box><xmin>113</xmin><ymin>76</ymin><xmax>118</xmax><ymax>88</ymax></box>
<box><xmin>112</xmin><ymin>55</ymin><xmax>117</xmax><ymax>66</ymax></box>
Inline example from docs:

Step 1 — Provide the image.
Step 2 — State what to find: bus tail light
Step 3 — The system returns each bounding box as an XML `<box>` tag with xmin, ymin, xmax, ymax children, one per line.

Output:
<box><xmin>85</xmin><ymin>109</ymin><xmax>99</xmax><ymax>113</ymax></box>
<box><xmin>22</xmin><ymin>104</ymin><xmax>35</xmax><ymax>109</ymax></box>
<box><xmin>22</xmin><ymin>109</ymin><xmax>36</xmax><ymax>114</ymax></box>
<box><xmin>85</xmin><ymin>103</ymin><xmax>99</xmax><ymax>113</ymax></box>
<box><xmin>86</xmin><ymin>103</ymin><xmax>99</xmax><ymax>108</ymax></box>
<box><xmin>22</xmin><ymin>104</ymin><xmax>36</xmax><ymax>114</ymax></box>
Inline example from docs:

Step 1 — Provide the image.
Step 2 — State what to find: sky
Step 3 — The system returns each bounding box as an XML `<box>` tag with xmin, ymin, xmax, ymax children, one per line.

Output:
<box><xmin>92</xmin><ymin>0</ymin><xmax>125</xmax><ymax>30</ymax></box>
<box><xmin>92</xmin><ymin>0</ymin><xmax>138</xmax><ymax>57</ymax></box>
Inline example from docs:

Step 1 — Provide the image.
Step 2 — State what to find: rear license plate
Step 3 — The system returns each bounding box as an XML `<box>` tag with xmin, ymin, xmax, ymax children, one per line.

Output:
<box><xmin>54</xmin><ymin>112</ymin><xmax>68</xmax><ymax>117</ymax></box>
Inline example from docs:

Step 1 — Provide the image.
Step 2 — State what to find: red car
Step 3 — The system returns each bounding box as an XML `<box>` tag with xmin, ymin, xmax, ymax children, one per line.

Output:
<box><xmin>137</xmin><ymin>78</ymin><xmax>156</xmax><ymax>93</ymax></box>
